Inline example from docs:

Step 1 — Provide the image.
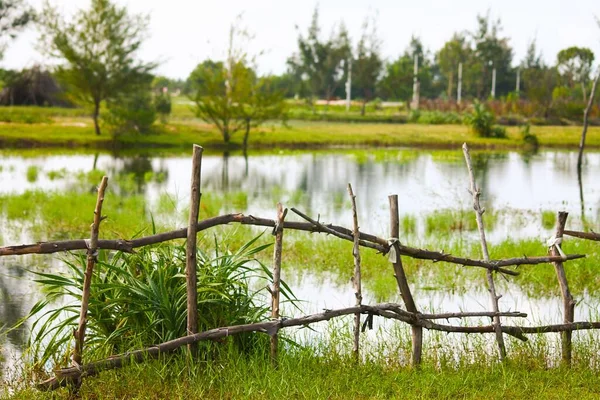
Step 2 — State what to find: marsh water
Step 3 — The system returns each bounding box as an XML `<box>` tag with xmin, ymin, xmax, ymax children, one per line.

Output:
<box><xmin>1</xmin><ymin>147</ymin><xmax>600</xmax><ymax>369</ymax></box>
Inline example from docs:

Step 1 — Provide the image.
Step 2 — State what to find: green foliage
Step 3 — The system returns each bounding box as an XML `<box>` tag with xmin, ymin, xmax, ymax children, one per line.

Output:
<box><xmin>192</xmin><ymin>24</ymin><xmax>287</xmax><ymax>147</ymax></box>
<box><xmin>520</xmin><ymin>124</ymin><xmax>538</xmax><ymax>148</ymax></box>
<box><xmin>287</xmin><ymin>6</ymin><xmax>352</xmax><ymax>102</ymax></box>
<box><xmin>23</xmin><ymin>235</ymin><xmax>283</xmax><ymax>370</ymax></box>
<box><xmin>557</xmin><ymin>46</ymin><xmax>595</xmax><ymax>101</ymax></box>
<box><xmin>154</xmin><ymin>91</ymin><xmax>172</xmax><ymax>123</ymax></box>
<box><xmin>378</xmin><ymin>36</ymin><xmax>439</xmax><ymax>101</ymax></box>
<box><xmin>25</xmin><ymin>165</ymin><xmax>39</xmax><ymax>182</ymax></box>
<box><xmin>463</xmin><ymin>101</ymin><xmax>506</xmax><ymax>138</ymax></box>
<box><xmin>541</xmin><ymin>210</ymin><xmax>555</xmax><ymax>229</ymax></box>
<box><xmin>436</xmin><ymin>33</ymin><xmax>471</xmax><ymax>99</ymax></box>
<box><xmin>0</xmin><ymin>107</ymin><xmax>52</xmax><ymax>123</ymax></box>
<box><xmin>463</xmin><ymin>101</ymin><xmax>495</xmax><ymax>136</ymax></box>
<box><xmin>38</xmin><ymin>0</ymin><xmax>156</xmax><ymax>135</ymax></box>
<box><xmin>11</xmin><ymin>344</ymin><xmax>600</xmax><ymax>399</ymax></box>
<box><xmin>352</xmin><ymin>15</ymin><xmax>383</xmax><ymax>114</ymax></box>
<box><xmin>105</xmin><ymin>85</ymin><xmax>156</xmax><ymax>135</ymax></box>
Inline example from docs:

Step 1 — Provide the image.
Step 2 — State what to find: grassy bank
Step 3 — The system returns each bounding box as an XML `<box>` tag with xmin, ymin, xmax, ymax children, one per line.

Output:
<box><xmin>7</xmin><ymin>343</ymin><xmax>600</xmax><ymax>399</ymax></box>
<box><xmin>0</xmin><ymin>118</ymin><xmax>599</xmax><ymax>150</ymax></box>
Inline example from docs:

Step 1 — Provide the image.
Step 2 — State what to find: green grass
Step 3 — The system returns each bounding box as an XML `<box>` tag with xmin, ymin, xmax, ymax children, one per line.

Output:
<box><xmin>25</xmin><ymin>165</ymin><xmax>39</xmax><ymax>183</ymax></box>
<box><xmin>542</xmin><ymin>210</ymin><xmax>556</xmax><ymax>229</ymax></box>
<box><xmin>7</xmin><ymin>336</ymin><xmax>600</xmax><ymax>399</ymax></box>
<box><xmin>0</xmin><ymin>105</ymin><xmax>599</xmax><ymax>150</ymax></box>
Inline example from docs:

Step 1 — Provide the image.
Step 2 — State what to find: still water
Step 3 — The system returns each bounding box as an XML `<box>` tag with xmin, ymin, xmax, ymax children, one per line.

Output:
<box><xmin>0</xmin><ymin>148</ymin><xmax>599</xmax><ymax>369</ymax></box>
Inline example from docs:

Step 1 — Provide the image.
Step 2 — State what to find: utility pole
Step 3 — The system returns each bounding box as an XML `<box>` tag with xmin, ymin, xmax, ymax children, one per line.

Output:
<box><xmin>411</xmin><ymin>54</ymin><xmax>420</xmax><ymax>109</ymax></box>
<box><xmin>345</xmin><ymin>59</ymin><xmax>352</xmax><ymax>112</ymax></box>
<box><xmin>457</xmin><ymin>62</ymin><xmax>463</xmax><ymax>104</ymax></box>
<box><xmin>516</xmin><ymin>69</ymin><xmax>521</xmax><ymax>94</ymax></box>
<box><xmin>490</xmin><ymin>61</ymin><xmax>496</xmax><ymax>99</ymax></box>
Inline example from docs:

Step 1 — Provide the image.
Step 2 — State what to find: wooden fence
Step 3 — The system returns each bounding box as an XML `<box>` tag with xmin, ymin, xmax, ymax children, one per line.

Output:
<box><xmin>0</xmin><ymin>143</ymin><xmax>598</xmax><ymax>391</ymax></box>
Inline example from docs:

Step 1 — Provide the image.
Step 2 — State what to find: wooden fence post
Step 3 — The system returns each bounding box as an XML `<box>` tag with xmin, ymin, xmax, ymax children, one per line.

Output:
<box><xmin>270</xmin><ymin>203</ymin><xmax>286</xmax><ymax>366</ymax></box>
<box><xmin>186</xmin><ymin>145</ymin><xmax>203</xmax><ymax>352</ymax></box>
<box><xmin>348</xmin><ymin>184</ymin><xmax>362</xmax><ymax>360</ymax></box>
<box><xmin>549</xmin><ymin>211</ymin><xmax>575</xmax><ymax>365</ymax></box>
<box><xmin>388</xmin><ymin>195</ymin><xmax>422</xmax><ymax>367</ymax></box>
<box><xmin>72</xmin><ymin>176</ymin><xmax>108</xmax><ymax>368</ymax></box>
<box><xmin>462</xmin><ymin>143</ymin><xmax>506</xmax><ymax>360</ymax></box>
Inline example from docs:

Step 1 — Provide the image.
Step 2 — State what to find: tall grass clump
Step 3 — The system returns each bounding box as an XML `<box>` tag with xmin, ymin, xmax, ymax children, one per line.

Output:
<box><xmin>22</xmin><ymin>234</ymin><xmax>288</xmax><ymax>373</ymax></box>
<box><xmin>26</xmin><ymin>165</ymin><xmax>39</xmax><ymax>182</ymax></box>
<box><xmin>463</xmin><ymin>101</ymin><xmax>506</xmax><ymax>138</ymax></box>
<box><xmin>520</xmin><ymin>123</ymin><xmax>539</xmax><ymax>149</ymax></box>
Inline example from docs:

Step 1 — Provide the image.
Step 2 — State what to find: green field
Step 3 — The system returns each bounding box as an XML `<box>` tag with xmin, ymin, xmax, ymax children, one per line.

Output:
<box><xmin>0</xmin><ymin>103</ymin><xmax>598</xmax><ymax>150</ymax></box>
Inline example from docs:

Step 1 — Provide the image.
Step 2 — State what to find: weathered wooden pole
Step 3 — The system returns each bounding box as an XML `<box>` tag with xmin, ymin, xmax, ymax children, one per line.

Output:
<box><xmin>463</xmin><ymin>143</ymin><xmax>506</xmax><ymax>360</ymax></box>
<box><xmin>72</xmin><ymin>176</ymin><xmax>108</xmax><ymax>367</ymax></box>
<box><xmin>270</xmin><ymin>202</ymin><xmax>286</xmax><ymax>366</ymax></box>
<box><xmin>549</xmin><ymin>211</ymin><xmax>575</xmax><ymax>365</ymax></box>
<box><xmin>348</xmin><ymin>184</ymin><xmax>362</xmax><ymax>360</ymax></box>
<box><xmin>577</xmin><ymin>68</ymin><xmax>600</xmax><ymax>174</ymax></box>
<box><xmin>388</xmin><ymin>195</ymin><xmax>422</xmax><ymax>367</ymax></box>
<box><xmin>186</xmin><ymin>145</ymin><xmax>203</xmax><ymax>352</ymax></box>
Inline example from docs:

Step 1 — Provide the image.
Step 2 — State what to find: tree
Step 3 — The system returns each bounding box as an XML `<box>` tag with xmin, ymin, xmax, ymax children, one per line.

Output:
<box><xmin>287</xmin><ymin>6</ymin><xmax>351</xmax><ymax>108</ymax></box>
<box><xmin>470</xmin><ymin>13</ymin><xmax>514</xmax><ymax>99</ymax></box>
<box><xmin>38</xmin><ymin>0</ymin><xmax>156</xmax><ymax>135</ymax></box>
<box><xmin>436</xmin><ymin>33</ymin><xmax>471</xmax><ymax>100</ymax></box>
<box><xmin>104</xmin><ymin>73</ymin><xmax>156</xmax><ymax>135</ymax></box>
<box><xmin>187</xmin><ymin>60</ymin><xmax>226</xmax><ymax>96</ymax></box>
<box><xmin>353</xmin><ymin>16</ymin><xmax>383</xmax><ymax>115</ymax></box>
<box><xmin>239</xmin><ymin>76</ymin><xmax>288</xmax><ymax>149</ymax></box>
<box><xmin>520</xmin><ymin>40</ymin><xmax>558</xmax><ymax>116</ymax></box>
<box><xmin>193</xmin><ymin>22</ymin><xmax>286</xmax><ymax>148</ymax></box>
<box><xmin>378</xmin><ymin>36</ymin><xmax>436</xmax><ymax>102</ymax></box>
<box><xmin>557</xmin><ymin>46</ymin><xmax>595</xmax><ymax>102</ymax></box>
<box><xmin>0</xmin><ymin>0</ymin><xmax>33</xmax><ymax>59</ymax></box>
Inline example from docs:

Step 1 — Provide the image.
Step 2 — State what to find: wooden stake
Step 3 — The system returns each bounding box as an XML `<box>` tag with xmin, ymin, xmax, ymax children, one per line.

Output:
<box><xmin>550</xmin><ymin>211</ymin><xmax>575</xmax><ymax>365</ymax></box>
<box><xmin>270</xmin><ymin>203</ymin><xmax>286</xmax><ymax>366</ymax></box>
<box><xmin>186</xmin><ymin>145</ymin><xmax>203</xmax><ymax>352</ymax></box>
<box><xmin>388</xmin><ymin>195</ymin><xmax>422</xmax><ymax>367</ymax></box>
<box><xmin>348</xmin><ymin>184</ymin><xmax>362</xmax><ymax>360</ymax></box>
<box><xmin>72</xmin><ymin>176</ymin><xmax>108</xmax><ymax>367</ymax></box>
<box><xmin>462</xmin><ymin>143</ymin><xmax>506</xmax><ymax>360</ymax></box>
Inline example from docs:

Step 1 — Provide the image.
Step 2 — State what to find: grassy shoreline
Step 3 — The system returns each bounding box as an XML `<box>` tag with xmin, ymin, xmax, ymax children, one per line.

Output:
<box><xmin>0</xmin><ymin>112</ymin><xmax>599</xmax><ymax>150</ymax></box>
<box><xmin>7</xmin><ymin>345</ymin><xmax>600</xmax><ymax>399</ymax></box>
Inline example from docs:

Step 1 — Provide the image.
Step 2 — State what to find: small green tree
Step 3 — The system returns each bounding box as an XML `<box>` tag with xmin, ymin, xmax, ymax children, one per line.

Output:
<box><xmin>557</xmin><ymin>46</ymin><xmax>595</xmax><ymax>102</ymax></box>
<box><xmin>240</xmin><ymin>76</ymin><xmax>288</xmax><ymax>149</ymax></box>
<box><xmin>193</xmin><ymin>21</ymin><xmax>286</xmax><ymax>148</ymax></box>
<box><xmin>38</xmin><ymin>0</ymin><xmax>156</xmax><ymax>135</ymax></box>
<box><xmin>353</xmin><ymin>15</ymin><xmax>383</xmax><ymax>115</ymax></box>
<box><xmin>104</xmin><ymin>75</ymin><xmax>156</xmax><ymax>136</ymax></box>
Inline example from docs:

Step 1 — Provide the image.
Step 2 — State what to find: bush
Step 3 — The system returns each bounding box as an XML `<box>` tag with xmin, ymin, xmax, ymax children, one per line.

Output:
<box><xmin>154</xmin><ymin>91</ymin><xmax>172</xmax><ymax>123</ymax></box>
<box><xmin>520</xmin><ymin>124</ymin><xmax>539</xmax><ymax>148</ymax></box>
<box><xmin>417</xmin><ymin>111</ymin><xmax>462</xmax><ymax>125</ymax></box>
<box><xmin>105</xmin><ymin>89</ymin><xmax>156</xmax><ymax>135</ymax></box>
<box><xmin>463</xmin><ymin>101</ymin><xmax>506</xmax><ymax>138</ymax></box>
<box><xmin>23</xmin><ymin>235</ymin><xmax>291</xmax><ymax>371</ymax></box>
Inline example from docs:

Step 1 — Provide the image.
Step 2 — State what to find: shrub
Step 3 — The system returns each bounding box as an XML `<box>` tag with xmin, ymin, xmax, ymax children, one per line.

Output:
<box><xmin>154</xmin><ymin>91</ymin><xmax>172</xmax><ymax>123</ymax></box>
<box><xmin>520</xmin><ymin>124</ymin><xmax>538</xmax><ymax>148</ymax></box>
<box><xmin>463</xmin><ymin>101</ymin><xmax>506</xmax><ymax>138</ymax></box>
<box><xmin>22</xmin><ymin>235</ymin><xmax>292</xmax><ymax>371</ymax></box>
<box><xmin>105</xmin><ymin>89</ymin><xmax>156</xmax><ymax>135</ymax></box>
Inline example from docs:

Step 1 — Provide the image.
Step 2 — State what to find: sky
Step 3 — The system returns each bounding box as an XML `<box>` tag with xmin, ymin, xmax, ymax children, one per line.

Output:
<box><xmin>3</xmin><ymin>0</ymin><xmax>599</xmax><ymax>79</ymax></box>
